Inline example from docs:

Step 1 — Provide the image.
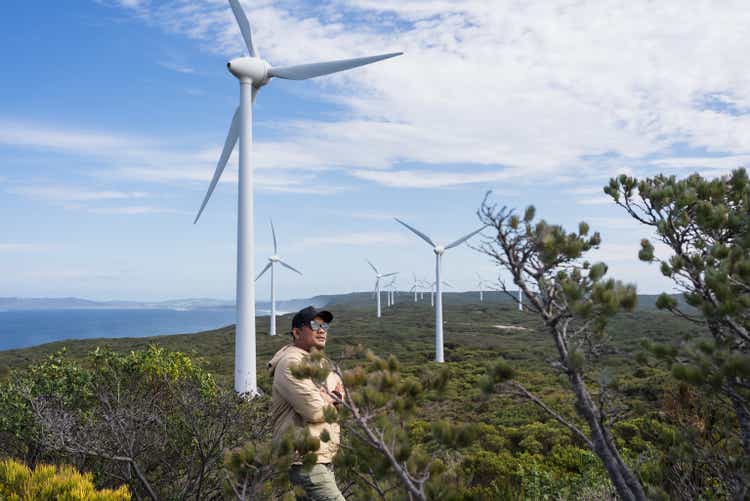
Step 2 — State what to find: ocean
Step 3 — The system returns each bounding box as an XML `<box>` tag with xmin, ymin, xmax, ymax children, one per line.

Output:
<box><xmin>0</xmin><ymin>308</ymin><xmax>253</xmax><ymax>351</ymax></box>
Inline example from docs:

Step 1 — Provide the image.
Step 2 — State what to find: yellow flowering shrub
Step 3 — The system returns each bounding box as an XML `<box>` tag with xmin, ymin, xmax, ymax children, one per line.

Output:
<box><xmin>0</xmin><ymin>458</ymin><xmax>130</xmax><ymax>500</ymax></box>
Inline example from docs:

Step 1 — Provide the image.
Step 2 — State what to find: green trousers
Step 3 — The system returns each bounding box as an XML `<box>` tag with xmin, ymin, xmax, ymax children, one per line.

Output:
<box><xmin>289</xmin><ymin>463</ymin><xmax>346</xmax><ymax>501</ymax></box>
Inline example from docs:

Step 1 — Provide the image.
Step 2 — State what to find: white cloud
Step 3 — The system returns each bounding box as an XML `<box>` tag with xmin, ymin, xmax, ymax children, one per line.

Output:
<box><xmin>12</xmin><ymin>0</ymin><xmax>750</xmax><ymax>195</ymax></box>
<box><xmin>86</xmin><ymin>206</ymin><xmax>186</xmax><ymax>215</ymax></box>
<box><xmin>0</xmin><ymin>121</ymin><xmax>140</xmax><ymax>153</ymax></box>
<box><xmin>584</xmin><ymin>217</ymin><xmax>642</xmax><ymax>232</ymax></box>
<box><xmin>0</xmin><ymin>243</ymin><xmax>52</xmax><ymax>253</ymax></box>
<box><xmin>8</xmin><ymin>185</ymin><xmax>150</xmax><ymax>202</ymax></box>
<box><xmin>22</xmin><ymin>268</ymin><xmax>125</xmax><ymax>282</ymax></box>
<box><xmin>576</xmin><ymin>196</ymin><xmax>613</xmax><ymax>206</ymax></box>
<box><xmin>94</xmin><ymin>0</ymin><xmax>750</xmax><ymax>189</ymax></box>
<box><xmin>297</xmin><ymin>231</ymin><xmax>413</xmax><ymax>247</ymax></box>
<box><xmin>157</xmin><ymin>60</ymin><xmax>195</xmax><ymax>73</ymax></box>
<box><xmin>653</xmin><ymin>155</ymin><xmax>750</xmax><ymax>171</ymax></box>
<box><xmin>589</xmin><ymin>241</ymin><xmax>671</xmax><ymax>263</ymax></box>
<box><xmin>351</xmin><ymin>168</ymin><xmax>513</xmax><ymax>188</ymax></box>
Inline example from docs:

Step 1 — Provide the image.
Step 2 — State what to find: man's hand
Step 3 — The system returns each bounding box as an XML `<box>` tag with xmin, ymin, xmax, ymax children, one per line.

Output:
<box><xmin>320</xmin><ymin>381</ymin><xmax>344</xmax><ymax>406</ymax></box>
<box><xmin>332</xmin><ymin>381</ymin><xmax>344</xmax><ymax>401</ymax></box>
<box><xmin>320</xmin><ymin>387</ymin><xmax>335</xmax><ymax>406</ymax></box>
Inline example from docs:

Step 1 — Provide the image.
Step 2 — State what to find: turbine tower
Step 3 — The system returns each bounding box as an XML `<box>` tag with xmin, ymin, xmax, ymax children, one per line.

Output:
<box><xmin>367</xmin><ymin>260</ymin><xmax>397</xmax><ymax>318</ymax></box>
<box><xmin>385</xmin><ymin>276</ymin><xmax>397</xmax><ymax>307</ymax></box>
<box><xmin>255</xmin><ymin>220</ymin><xmax>302</xmax><ymax>336</ymax></box>
<box><xmin>395</xmin><ymin>218</ymin><xmax>485</xmax><ymax>363</ymax></box>
<box><xmin>429</xmin><ymin>280</ymin><xmax>453</xmax><ymax>307</ymax></box>
<box><xmin>410</xmin><ymin>273</ymin><xmax>419</xmax><ymax>302</ymax></box>
<box><xmin>193</xmin><ymin>0</ymin><xmax>402</xmax><ymax>395</ymax></box>
<box><xmin>476</xmin><ymin>273</ymin><xmax>485</xmax><ymax>302</ymax></box>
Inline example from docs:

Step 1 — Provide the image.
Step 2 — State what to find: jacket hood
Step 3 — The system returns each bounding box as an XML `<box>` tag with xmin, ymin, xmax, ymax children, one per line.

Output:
<box><xmin>268</xmin><ymin>344</ymin><xmax>306</xmax><ymax>376</ymax></box>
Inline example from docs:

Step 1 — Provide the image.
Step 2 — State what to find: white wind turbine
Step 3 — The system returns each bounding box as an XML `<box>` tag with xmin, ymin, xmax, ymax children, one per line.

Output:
<box><xmin>255</xmin><ymin>220</ymin><xmax>302</xmax><ymax>337</ymax></box>
<box><xmin>192</xmin><ymin>0</ymin><xmax>402</xmax><ymax>394</ymax></box>
<box><xmin>367</xmin><ymin>260</ymin><xmax>397</xmax><ymax>318</ymax></box>
<box><xmin>476</xmin><ymin>273</ymin><xmax>486</xmax><ymax>302</ymax></box>
<box><xmin>410</xmin><ymin>274</ymin><xmax>419</xmax><ymax>302</ymax></box>
<box><xmin>395</xmin><ymin>219</ymin><xmax>485</xmax><ymax>362</ymax></box>
<box><xmin>384</xmin><ymin>276</ymin><xmax>397</xmax><ymax>307</ymax></box>
<box><xmin>419</xmin><ymin>278</ymin><xmax>430</xmax><ymax>300</ymax></box>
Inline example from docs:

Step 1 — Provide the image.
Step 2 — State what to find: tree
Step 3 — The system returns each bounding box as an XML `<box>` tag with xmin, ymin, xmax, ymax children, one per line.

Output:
<box><xmin>222</xmin><ymin>437</ymin><xmax>297</xmax><ymax>500</ymax></box>
<box><xmin>290</xmin><ymin>347</ymin><xmax>469</xmax><ymax>500</ymax></box>
<box><xmin>606</xmin><ymin>169</ymin><xmax>750</xmax><ymax>497</ymax></box>
<box><xmin>476</xmin><ymin>193</ymin><xmax>647</xmax><ymax>501</ymax></box>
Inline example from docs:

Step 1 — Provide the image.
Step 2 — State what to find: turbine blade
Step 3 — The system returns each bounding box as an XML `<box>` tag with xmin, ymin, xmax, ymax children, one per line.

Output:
<box><xmin>279</xmin><ymin>260</ymin><xmax>302</xmax><ymax>275</ymax></box>
<box><xmin>382</xmin><ymin>272</ymin><xmax>398</xmax><ymax>278</ymax></box>
<box><xmin>270</xmin><ymin>219</ymin><xmax>278</xmax><ymax>254</ymax></box>
<box><xmin>394</xmin><ymin>218</ymin><xmax>435</xmax><ymax>247</ymax></box>
<box><xmin>194</xmin><ymin>107</ymin><xmax>240</xmax><ymax>223</ymax></box>
<box><xmin>228</xmin><ymin>0</ymin><xmax>259</xmax><ymax>57</ymax></box>
<box><xmin>366</xmin><ymin>259</ymin><xmax>379</xmax><ymax>274</ymax></box>
<box><xmin>445</xmin><ymin>225</ymin><xmax>487</xmax><ymax>250</ymax></box>
<box><xmin>268</xmin><ymin>52</ymin><xmax>402</xmax><ymax>80</ymax></box>
<box><xmin>255</xmin><ymin>262</ymin><xmax>272</xmax><ymax>281</ymax></box>
<box><xmin>442</xmin><ymin>281</ymin><xmax>454</xmax><ymax>288</ymax></box>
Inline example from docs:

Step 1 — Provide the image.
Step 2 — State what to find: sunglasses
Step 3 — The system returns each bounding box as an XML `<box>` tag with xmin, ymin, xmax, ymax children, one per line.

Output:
<box><xmin>308</xmin><ymin>320</ymin><xmax>330</xmax><ymax>332</ymax></box>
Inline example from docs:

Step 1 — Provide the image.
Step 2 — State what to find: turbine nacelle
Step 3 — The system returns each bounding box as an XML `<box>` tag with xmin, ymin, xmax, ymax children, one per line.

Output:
<box><xmin>433</xmin><ymin>245</ymin><xmax>445</xmax><ymax>255</ymax></box>
<box><xmin>227</xmin><ymin>57</ymin><xmax>270</xmax><ymax>85</ymax></box>
<box><xmin>269</xmin><ymin>255</ymin><xmax>280</xmax><ymax>262</ymax></box>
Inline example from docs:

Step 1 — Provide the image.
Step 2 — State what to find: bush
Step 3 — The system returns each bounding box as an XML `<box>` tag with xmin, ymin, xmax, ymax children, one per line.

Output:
<box><xmin>0</xmin><ymin>458</ymin><xmax>130</xmax><ymax>500</ymax></box>
<box><xmin>0</xmin><ymin>345</ymin><xmax>269</xmax><ymax>499</ymax></box>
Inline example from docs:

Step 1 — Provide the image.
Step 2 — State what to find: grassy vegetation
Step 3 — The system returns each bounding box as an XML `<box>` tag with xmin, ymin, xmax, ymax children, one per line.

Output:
<box><xmin>0</xmin><ymin>293</ymin><xmax>700</xmax><ymax>439</ymax></box>
<box><xmin>0</xmin><ymin>293</ymin><xmax>718</xmax><ymax>498</ymax></box>
<box><xmin>0</xmin><ymin>292</ymin><xmax>696</xmax><ymax>391</ymax></box>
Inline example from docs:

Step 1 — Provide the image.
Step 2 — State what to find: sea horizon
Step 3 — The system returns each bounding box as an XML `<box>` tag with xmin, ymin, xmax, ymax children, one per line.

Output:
<box><xmin>0</xmin><ymin>307</ymin><xmax>284</xmax><ymax>352</ymax></box>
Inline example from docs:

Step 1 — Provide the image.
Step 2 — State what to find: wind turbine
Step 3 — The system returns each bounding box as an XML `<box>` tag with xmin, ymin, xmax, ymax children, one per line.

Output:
<box><xmin>192</xmin><ymin>0</ymin><xmax>403</xmax><ymax>395</ymax></box>
<box><xmin>419</xmin><ymin>278</ymin><xmax>430</xmax><ymax>300</ymax></box>
<box><xmin>255</xmin><ymin>220</ymin><xmax>302</xmax><ymax>337</ymax></box>
<box><xmin>395</xmin><ymin>219</ymin><xmax>485</xmax><ymax>362</ymax></box>
<box><xmin>385</xmin><ymin>276</ymin><xmax>397</xmax><ymax>307</ymax></box>
<box><xmin>476</xmin><ymin>273</ymin><xmax>485</xmax><ymax>302</ymax></box>
<box><xmin>367</xmin><ymin>260</ymin><xmax>397</xmax><ymax>318</ymax></box>
<box><xmin>410</xmin><ymin>274</ymin><xmax>419</xmax><ymax>302</ymax></box>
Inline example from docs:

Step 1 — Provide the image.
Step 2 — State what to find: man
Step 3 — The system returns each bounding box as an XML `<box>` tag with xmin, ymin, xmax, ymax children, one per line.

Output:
<box><xmin>267</xmin><ymin>306</ymin><xmax>346</xmax><ymax>501</ymax></box>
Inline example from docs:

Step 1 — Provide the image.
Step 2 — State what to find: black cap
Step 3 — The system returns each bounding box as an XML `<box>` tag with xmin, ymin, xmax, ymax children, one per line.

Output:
<box><xmin>291</xmin><ymin>306</ymin><xmax>333</xmax><ymax>330</ymax></box>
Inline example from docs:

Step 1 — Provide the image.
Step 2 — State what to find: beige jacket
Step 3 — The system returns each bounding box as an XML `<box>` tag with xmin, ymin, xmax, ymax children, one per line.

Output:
<box><xmin>268</xmin><ymin>344</ymin><xmax>342</xmax><ymax>464</ymax></box>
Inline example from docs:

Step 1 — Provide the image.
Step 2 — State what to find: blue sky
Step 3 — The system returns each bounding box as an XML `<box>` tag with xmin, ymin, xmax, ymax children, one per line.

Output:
<box><xmin>2</xmin><ymin>0</ymin><xmax>749</xmax><ymax>301</ymax></box>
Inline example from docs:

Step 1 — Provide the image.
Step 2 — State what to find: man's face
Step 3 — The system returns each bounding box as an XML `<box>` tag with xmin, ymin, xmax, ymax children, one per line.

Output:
<box><xmin>293</xmin><ymin>315</ymin><xmax>328</xmax><ymax>351</ymax></box>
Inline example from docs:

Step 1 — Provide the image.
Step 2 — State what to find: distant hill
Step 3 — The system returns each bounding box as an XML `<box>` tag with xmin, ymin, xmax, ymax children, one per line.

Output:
<box><xmin>0</xmin><ymin>297</ymin><xmax>234</xmax><ymax>311</ymax></box>
<box><xmin>0</xmin><ymin>295</ymin><xmax>326</xmax><ymax>313</ymax></box>
<box><xmin>0</xmin><ymin>291</ymin><xmax>685</xmax><ymax>313</ymax></box>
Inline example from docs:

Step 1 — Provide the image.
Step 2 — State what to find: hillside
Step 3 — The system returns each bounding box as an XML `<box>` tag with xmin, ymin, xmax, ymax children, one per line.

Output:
<box><xmin>0</xmin><ymin>294</ymin><xmax>698</xmax><ymax>389</ymax></box>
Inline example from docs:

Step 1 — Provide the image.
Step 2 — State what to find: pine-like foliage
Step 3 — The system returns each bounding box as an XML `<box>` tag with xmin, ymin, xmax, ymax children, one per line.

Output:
<box><xmin>606</xmin><ymin>168</ymin><xmax>750</xmax><ymax>497</ymax></box>
<box><xmin>476</xmin><ymin>193</ymin><xmax>647</xmax><ymax>501</ymax></box>
<box><xmin>290</xmin><ymin>346</ymin><xmax>472</xmax><ymax>500</ymax></box>
<box><xmin>0</xmin><ymin>458</ymin><xmax>131</xmax><ymax>500</ymax></box>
